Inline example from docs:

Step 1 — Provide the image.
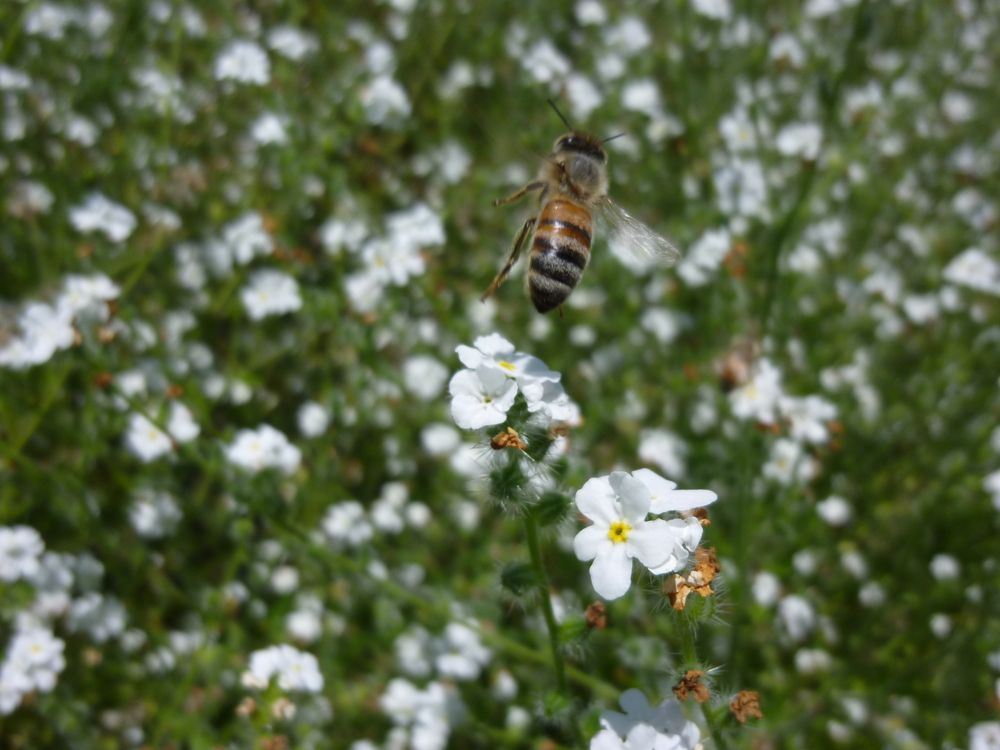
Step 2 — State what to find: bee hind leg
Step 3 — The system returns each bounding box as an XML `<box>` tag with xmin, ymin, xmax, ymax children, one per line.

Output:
<box><xmin>481</xmin><ymin>217</ymin><xmax>536</xmax><ymax>302</ymax></box>
<box><xmin>494</xmin><ymin>181</ymin><xmax>545</xmax><ymax>206</ymax></box>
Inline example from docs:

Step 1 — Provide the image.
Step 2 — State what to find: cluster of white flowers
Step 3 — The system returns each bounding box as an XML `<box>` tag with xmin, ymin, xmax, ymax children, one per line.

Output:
<box><xmin>129</xmin><ymin>489</ymin><xmax>182</xmax><ymax>538</ymax></box>
<box><xmin>225</xmin><ymin>424</ymin><xmax>302</xmax><ymax>475</ymax></box>
<box><xmin>240</xmin><ymin>269</ymin><xmax>302</xmax><ymax>320</ymax></box>
<box><xmin>334</xmin><ymin>203</ymin><xmax>445</xmax><ymax>313</ymax></box>
<box><xmin>322</xmin><ymin>483</ymin><xmax>431</xmax><ymax>549</ymax></box>
<box><xmin>728</xmin><ymin>357</ymin><xmax>839</xmax><ymax>485</ymax></box>
<box><xmin>0</xmin><ymin>273</ymin><xmax>119</xmax><ymax>370</ymax></box>
<box><xmin>0</xmin><ymin>623</ymin><xmax>66</xmax><ymax>714</ymax></box>
<box><xmin>393</xmin><ymin>621</ymin><xmax>492</xmax><ymax>682</ymax></box>
<box><xmin>448</xmin><ymin>333</ymin><xmax>579</xmax><ymax>431</ymax></box>
<box><xmin>68</xmin><ymin>192</ymin><xmax>137</xmax><ymax>242</ymax></box>
<box><xmin>591</xmin><ymin>689</ymin><xmax>701</xmax><ymax>750</ymax></box>
<box><xmin>574</xmin><ymin>469</ymin><xmax>717</xmax><ymax>600</ymax></box>
<box><xmin>123</xmin><ymin>402</ymin><xmax>200</xmax><ymax>462</ymax></box>
<box><xmin>379</xmin><ymin>678</ymin><xmax>458</xmax><ymax>750</ymax></box>
<box><xmin>241</xmin><ymin>644</ymin><xmax>324</xmax><ymax>693</ymax></box>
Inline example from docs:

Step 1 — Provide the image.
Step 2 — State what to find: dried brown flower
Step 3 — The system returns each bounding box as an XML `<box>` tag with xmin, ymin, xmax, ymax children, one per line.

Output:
<box><xmin>585</xmin><ymin>601</ymin><xmax>607</xmax><ymax>629</ymax></box>
<box><xmin>673</xmin><ymin>670</ymin><xmax>710</xmax><ymax>703</ymax></box>
<box><xmin>663</xmin><ymin>548</ymin><xmax>721</xmax><ymax>610</ymax></box>
<box><xmin>490</xmin><ymin>427</ymin><xmax>527</xmax><ymax>451</ymax></box>
<box><xmin>729</xmin><ymin>690</ymin><xmax>763</xmax><ymax>723</ymax></box>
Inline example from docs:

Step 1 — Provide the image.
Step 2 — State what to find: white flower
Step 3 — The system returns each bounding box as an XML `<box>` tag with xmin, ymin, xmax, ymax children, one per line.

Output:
<box><xmin>214</xmin><ymin>40</ymin><xmax>270</xmax><ymax>84</ymax></box>
<box><xmin>244</xmin><ymin>644</ymin><xmax>323</xmax><ymax>692</ymax></box>
<box><xmin>456</xmin><ymin>334</ymin><xmax>560</xmax><ymax>383</ymax></box>
<box><xmin>0</xmin><ymin>526</ymin><xmax>44</xmax><ymax>582</ymax></box>
<box><xmin>297</xmin><ymin>401</ymin><xmax>330</xmax><ymax>438</ymax></box>
<box><xmin>167</xmin><ymin>402</ymin><xmax>200</xmax><ymax>443</ymax></box>
<box><xmin>779</xmin><ymin>395</ymin><xmax>837</xmax><ymax>444</ymax></box>
<box><xmin>691</xmin><ymin>0</ymin><xmax>732</xmax><ymax>20</ymax></box>
<box><xmin>730</xmin><ymin>358</ymin><xmax>784</xmax><ymax>424</ymax></box>
<box><xmin>4</xmin><ymin>626</ymin><xmax>66</xmax><ymax>693</ymax></box>
<box><xmin>225</xmin><ymin>424</ymin><xmax>301</xmax><ymax>475</ymax></box>
<box><xmin>223</xmin><ymin>212</ymin><xmax>274</xmax><ymax>264</ymax></box>
<box><xmin>762</xmin><ymin>438</ymin><xmax>816</xmax><ymax>485</ymax></box>
<box><xmin>929</xmin><ymin>554</ymin><xmax>960</xmax><ymax>581</ymax></box>
<box><xmin>816</xmin><ymin>496</ymin><xmax>851</xmax><ymax>526</ymax></box>
<box><xmin>240</xmin><ymin>269</ymin><xmax>302</xmax><ymax>320</ymax></box>
<box><xmin>752</xmin><ymin>571</ymin><xmax>782</xmax><ymax>606</ymax></box>
<box><xmin>778</xmin><ymin>594</ymin><xmax>815</xmax><ymax>641</ymax></box>
<box><xmin>7</xmin><ymin>180</ymin><xmax>53</xmax><ymax>217</ymax></box>
<box><xmin>267</xmin><ymin>26</ymin><xmax>319</xmax><ymax>60</ymax></box>
<box><xmin>68</xmin><ymin>192</ymin><xmax>137</xmax><ymax>242</ymax></box>
<box><xmin>943</xmin><ymin>248</ymin><xmax>1000</xmax><ymax>296</ymax></box>
<box><xmin>404</xmin><ymin>355</ymin><xmax>450</xmax><ymax>401</ymax></box>
<box><xmin>386</xmin><ymin>202</ymin><xmax>446</xmax><ymax>249</ymax></box>
<box><xmin>575</xmin><ymin>0</ymin><xmax>607</xmax><ymax>25</ymax></box>
<box><xmin>573</xmin><ymin>472</ymin><xmax>676</xmax><ymax>600</ymax></box>
<box><xmin>599</xmin><ymin>688</ymin><xmax>702</xmax><ymax>750</ymax></box>
<box><xmin>676</xmin><ymin>228</ymin><xmax>730</xmax><ymax>288</ymax></box>
<box><xmin>420</xmin><ymin>423</ymin><xmax>461</xmax><ymax>457</ymax></box>
<box><xmin>520</xmin><ymin>39</ymin><xmax>571</xmax><ymax>84</ymax></box>
<box><xmin>322</xmin><ymin>501</ymin><xmax>373</xmax><ymax>547</ymax></box>
<box><xmin>435</xmin><ymin>622</ymin><xmax>491</xmax><ymax>680</ymax></box>
<box><xmin>970</xmin><ymin>722</ymin><xmax>1000</xmax><ymax>750</ymax></box>
<box><xmin>589</xmin><ymin>725</ymin><xmax>658</xmax><ymax>750</ymax></box>
<box><xmin>631</xmin><ymin>468</ymin><xmax>717</xmax><ymax>514</ymax></box>
<box><xmin>68</xmin><ymin>593</ymin><xmax>126</xmax><ymax>642</ymax></box>
<box><xmin>380</xmin><ymin>678</ymin><xmax>454</xmax><ymax>750</ymax></box>
<box><xmin>795</xmin><ymin>648</ymin><xmax>832</xmax><ymax>674</ymax></box>
<box><xmin>448</xmin><ymin>365</ymin><xmax>518</xmax><ymax>430</ymax></box>
<box><xmin>360</xmin><ymin>75</ymin><xmax>411</xmax><ymax>123</ymax></box>
<box><xmin>129</xmin><ymin>490</ymin><xmax>182</xmax><ymax>538</ymax></box>
<box><xmin>775</xmin><ymin>122</ymin><xmax>823</xmax><ymax>160</ymax></box>
<box><xmin>250</xmin><ymin>112</ymin><xmax>289</xmax><ymax>145</ymax></box>
<box><xmin>124</xmin><ymin>413</ymin><xmax>173</xmax><ymax>462</ymax></box>
<box><xmin>320</xmin><ymin>217</ymin><xmax>368</xmax><ymax>255</ymax></box>
<box><xmin>0</xmin><ymin>303</ymin><xmax>75</xmax><ymax>370</ymax></box>
<box><xmin>637</xmin><ymin>429</ymin><xmax>687</xmax><ymax>479</ymax></box>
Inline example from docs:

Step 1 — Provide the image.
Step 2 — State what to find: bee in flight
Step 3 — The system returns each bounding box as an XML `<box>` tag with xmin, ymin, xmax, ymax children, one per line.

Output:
<box><xmin>481</xmin><ymin>101</ymin><xmax>682</xmax><ymax>314</ymax></box>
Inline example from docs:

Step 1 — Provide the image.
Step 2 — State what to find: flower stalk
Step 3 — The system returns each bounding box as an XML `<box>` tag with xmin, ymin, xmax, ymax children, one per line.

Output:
<box><xmin>523</xmin><ymin>511</ymin><xmax>568</xmax><ymax>695</ymax></box>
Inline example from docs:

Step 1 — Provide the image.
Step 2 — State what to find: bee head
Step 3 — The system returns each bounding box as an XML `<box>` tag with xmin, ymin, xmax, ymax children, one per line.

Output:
<box><xmin>553</xmin><ymin>132</ymin><xmax>608</xmax><ymax>164</ymax></box>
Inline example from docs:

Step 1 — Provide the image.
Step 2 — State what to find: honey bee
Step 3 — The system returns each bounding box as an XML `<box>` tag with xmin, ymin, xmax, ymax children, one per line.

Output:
<box><xmin>482</xmin><ymin>101</ymin><xmax>681</xmax><ymax>314</ymax></box>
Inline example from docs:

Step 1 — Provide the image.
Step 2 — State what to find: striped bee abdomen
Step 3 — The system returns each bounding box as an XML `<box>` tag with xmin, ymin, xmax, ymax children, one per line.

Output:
<box><xmin>527</xmin><ymin>198</ymin><xmax>593</xmax><ymax>313</ymax></box>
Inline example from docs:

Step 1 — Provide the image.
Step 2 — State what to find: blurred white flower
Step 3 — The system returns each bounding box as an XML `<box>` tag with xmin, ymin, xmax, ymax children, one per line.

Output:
<box><xmin>816</xmin><ymin>496</ymin><xmax>852</xmax><ymax>526</ymax></box>
<box><xmin>7</xmin><ymin>180</ymin><xmax>53</xmax><ymax>218</ymax></box>
<box><xmin>780</xmin><ymin>395</ymin><xmax>837</xmax><ymax>444</ymax></box>
<box><xmin>763</xmin><ymin>438</ymin><xmax>816</xmax><ymax>485</ymax></box>
<box><xmin>3</xmin><ymin>625</ymin><xmax>65</xmax><ymax>698</ymax></box>
<box><xmin>68</xmin><ymin>592</ymin><xmax>126</xmax><ymax>642</ymax></box>
<box><xmin>322</xmin><ymin>501</ymin><xmax>373</xmax><ymax>547</ymax></box>
<box><xmin>380</xmin><ymin>678</ymin><xmax>453</xmax><ymax>750</ymax></box>
<box><xmin>244</xmin><ymin>644</ymin><xmax>323</xmax><ymax>692</ymax></box>
<box><xmin>250</xmin><ymin>112</ymin><xmax>289</xmax><ymax>145</ymax></box>
<box><xmin>214</xmin><ymin>40</ymin><xmax>270</xmax><ymax>84</ymax></box>
<box><xmin>566</xmin><ymin>73</ymin><xmax>603</xmax><ymax>121</ymax></box>
<box><xmin>166</xmin><ymin>402</ymin><xmax>200</xmax><ymax>443</ymax></box>
<box><xmin>599</xmin><ymin>688</ymin><xmax>701</xmax><ymax>750</ymax></box>
<box><xmin>297</xmin><ymin>401</ymin><xmax>330</xmax><ymax>438</ymax></box>
<box><xmin>0</xmin><ymin>526</ymin><xmax>44</xmax><ymax>582</ymax></box>
<box><xmin>676</xmin><ymin>227</ymin><xmax>731</xmax><ymax>287</ymax></box>
<box><xmin>713</xmin><ymin>158</ymin><xmax>768</xmax><ymax>218</ymax></box>
<box><xmin>691</xmin><ymin>0</ymin><xmax>732</xmax><ymax>19</ymax></box>
<box><xmin>779</xmin><ymin>594</ymin><xmax>815</xmax><ymax>641</ymax></box>
<box><xmin>929</xmin><ymin>613</ymin><xmax>952</xmax><ymax>639</ymax></box>
<box><xmin>267</xmin><ymin>26</ymin><xmax>319</xmax><ymax>60</ymax></box>
<box><xmin>404</xmin><ymin>355</ymin><xmax>450</xmax><ymax>401</ymax></box>
<box><xmin>520</xmin><ymin>39</ymin><xmax>571</xmax><ymax>84</ymax></box>
<box><xmin>240</xmin><ymin>269</ymin><xmax>302</xmax><ymax>320</ymax></box>
<box><xmin>361</xmin><ymin>75</ymin><xmax>411</xmax><ymax>123</ymax></box>
<box><xmin>320</xmin><ymin>217</ymin><xmax>368</xmax><ymax>255</ymax></box>
<box><xmin>224</xmin><ymin>213</ymin><xmax>274</xmax><ymax>265</ymax></box>
<box><xmin>573</xmin><ymin>472</ymin><xmax>676</xmax><ymax>600</ymax></box>
<box><xmin>69</xmin><ymin>192</ymin><xmax>137</xmax><ymax>242</ymax></box>
<box><xmin>775</xmin><ymin>122</ymin><xmax>823</xmax><ymax>160</ymax></box>
<box><xmin>941</xmin><ymin>90</ymin><xmax>975</xmax><ymax>123</ymax></box>
<box><xmin>795</xmin><ymin>648</ymin><xmax>832</xmax><ymax>674</ymax></box>
<box><xmin>943</xmin><ymin>248</ymin><xmax>1000</xmax><ymax>296</ymax></box>
<box><xmin>129</xmin><ymin>490</ymin><xmax>182</xmax><ymax>539</ymax></box>
<box><xmin>270</xmin><ymin>565</ymin><xmax>300</xmax><ymax>594</ymax></box>
<box><xmin>435</xmin><ymin>622</ymin><xmax>491</xmax><ymax>680</ymax></box>
<box><xmin>753</xmin><ymin>571</ymin><xmax>782</xmax><ymax>606</ymax></box>
<box><xmin>858</xmin><ymin>581</ymin><xmax>885</xmax><ymax>607</ymax></box>
<box><xmin>970</xmin><ymin>722</ymin><xmax>1000</xmax><ymax>750</ymax></box>
<box><xmin>420</xmin><ymin>423</ymin><xmax>461</xmax><ymax>457</ymax></box>
<box><xmin>575</xmin><ymin>0</ymin><xmax>607</xmax><ymax>24</ymax></box>
<box><xmin>124</xmin><ymin>413</ymin><xmax>173</xmax><ymax>462</ymax></box>
<box><xmin>448</xmin><ymin>365</ymin><xmax>518</xmax><ymax>430</ymax></box>
<box><xmin>730</xmin><ymin>357</ymin><xmax>784</xmax><ymax>424</ymax></box>
<box><xmin>637</xmin><ymin>428</ymin><xmax>687</xmax><ymax>479</ymax></box>
<box><xmin>929</xmin><ymin>554</ymin><xmax>960</xmax><ymax>581</ymax></box>
<box><xmin>225</xmin><ymin>424</ymin><xmax>301</xmax><ymax>475</ymax></box>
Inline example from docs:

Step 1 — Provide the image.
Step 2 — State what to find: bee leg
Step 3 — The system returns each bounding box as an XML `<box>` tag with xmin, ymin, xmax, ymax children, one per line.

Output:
<box><xmin>494</xmin><ymin>181</ymin><xmax>545</xmax><ymax>206</ymax></box>
<box><xmin>481</xmin><ymin>217</ymin><xmax>536</xmax><ymax>302</ymax></box>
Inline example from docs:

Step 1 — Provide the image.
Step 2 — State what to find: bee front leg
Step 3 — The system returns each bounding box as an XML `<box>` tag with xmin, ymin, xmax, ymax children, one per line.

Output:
<box><xmin>494</xmin><ymin>181</ymin><xmax>545</xmax><ymax>206</ymax></box>
<box><xmin>481</xmin><ymin>217</ymin><xmax>536</xmax><ymax>302</ymax></box>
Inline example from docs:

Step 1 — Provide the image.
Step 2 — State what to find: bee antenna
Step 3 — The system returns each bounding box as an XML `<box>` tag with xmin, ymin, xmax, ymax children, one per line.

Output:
<box><xmin>546</xmin><ymin>99</ymin><xmax>574</xmax><ymax>130</ymax></box>
<box><xmin>603</xmin><ymin>133</ymin><xmax>626</xmax><ymax>143</ymax></box>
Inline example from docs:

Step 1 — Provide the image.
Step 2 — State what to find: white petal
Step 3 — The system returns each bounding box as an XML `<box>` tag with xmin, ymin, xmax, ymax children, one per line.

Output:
<box><xmin>631</xmin><ymin>468</ymin><xmax>677</xmax><ymax>503</ymax></box>
<box><xmin>610</xmin><ymin>472</ymin><xmax>651</xmax><ymax>522</ymax></box>
<box><xmin>649</xmin><ymin>489</ymin><xmax>717</xmax><ymax>514</ymax></box>
<box><xmin>624</xmin><ymin>724</ymin><xmax>658</xmax><ymax>750</ymax></box>
<box><xmin>626</xmin><ymin>520</ymin><xmax>674</xmax><ymax>569</ymax></box>
<box><xmin>473</xmin><ymin>333</ymin><xmax>515</xmax><ymax>356</ymax></box>
<box><xmin>575</xmin><ymin>476</ymin><xmax>618</xmax><ymax>525</ymax></box>
<box><xmin>590</xmin><ymin>543</ymin><xmax>632</xmax><ymax>600</ymax></box>
<box><xmin>573</xmin><ymin>525</ymin><xmax>607</xmax><ymax>562</ymax></box>
<box><xmin>492</xmin><ymin>378</ymin><xmax>518</xmax><ymax>411</ymax></box>
<box><xmin>590</xmin><ymin>729</ymin><xmax>626</xmax><ymax>750</ymax></box>
<box><xmin>619</xmin><ymin>688</ymin><xmax>652</xmax><ymax>718</ymax></box>
<box><xmin>476</xmin><ymin>363</ymin><xmax>509</xmax><ymax>392</ymax></box>
<box><xmin>456</xmin><ymin>344</ymin><xmax>484</xmax><ymax>369</ymax></box>
<box><xmin>448</xmin><ymin>369</ymin><xmax>482</xmax><ymax>398</ymax></box>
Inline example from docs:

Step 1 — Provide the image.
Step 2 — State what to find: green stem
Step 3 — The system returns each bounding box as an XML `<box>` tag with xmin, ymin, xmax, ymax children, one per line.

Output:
<box><xmin>523</xmin><ymin>512</ymin><xmax>568</xmax><ymax>695</ymax></box>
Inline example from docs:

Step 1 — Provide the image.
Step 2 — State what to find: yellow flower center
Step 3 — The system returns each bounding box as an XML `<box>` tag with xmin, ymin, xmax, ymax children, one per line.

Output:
<box><xmin>607</xmin><ymin>520</ymin><xmax>632</xmax><ymax>544</ymax></box>
<box><xmin>497</xmin><ymin>360</ymin><xmax>516</xmax><ymax>372</ymax></box>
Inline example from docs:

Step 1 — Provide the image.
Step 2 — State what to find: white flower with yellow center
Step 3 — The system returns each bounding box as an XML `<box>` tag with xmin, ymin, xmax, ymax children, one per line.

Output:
<box><xmin>573</xmin><ymin>472</ymin><xmax>675</xmax><ymax>600</ymax></box>
<box><xmin>448</xmin><ymin>365</ymin><xmax>518</xmax><ymax>430</ymax></box>
<box><xmin>456</xmin><ymin>333</ymin><xmax>560</xmax><ymax>384</ymax></box>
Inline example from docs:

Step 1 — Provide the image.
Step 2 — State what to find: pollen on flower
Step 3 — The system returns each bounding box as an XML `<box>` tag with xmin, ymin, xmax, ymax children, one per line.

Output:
<box><xmin>607</xmin><ymin>521</ymin><xmax>632</xmax><ymax>544</ymax></box>
<box><xmin>497</xmin><ymin>361</ymin><xmax>516</xmax><ymax>371</ymax></box>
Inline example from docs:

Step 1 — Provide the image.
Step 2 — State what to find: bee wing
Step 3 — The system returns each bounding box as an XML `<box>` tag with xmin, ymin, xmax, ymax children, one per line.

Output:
<box><xmin>596</xmin><ymin>198</ymin><xmax>682</xmax><ymax>269</ymax></box>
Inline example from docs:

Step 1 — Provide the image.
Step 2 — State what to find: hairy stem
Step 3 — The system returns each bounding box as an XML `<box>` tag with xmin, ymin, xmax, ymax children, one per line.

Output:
<box><xmin>523</xmin><ymin>512</ymin><xmax>568</xmax><ymax>695</ymax></box>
